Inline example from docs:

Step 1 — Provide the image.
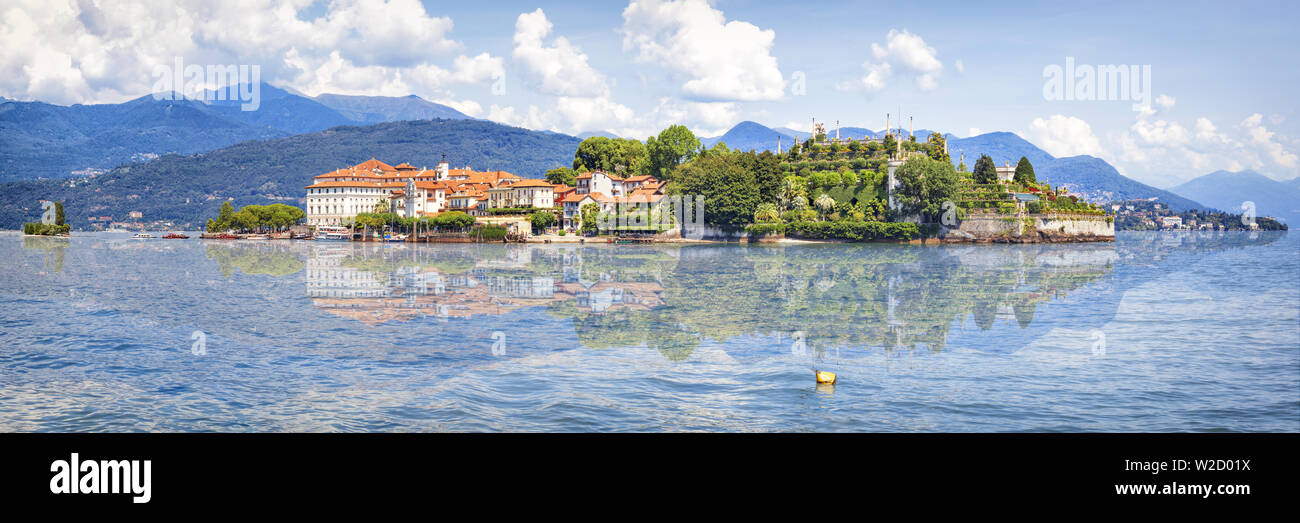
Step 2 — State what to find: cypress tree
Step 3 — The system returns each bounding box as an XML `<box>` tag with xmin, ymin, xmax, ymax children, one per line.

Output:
<box><xmin>973</xmin><ymin>154</ymin><xmax>998</xmax><ymax>184</ymax></box>
<box><xmin>1013</xmin><ymin>156</ymin><xmax>1037</xmax><ymax>185</ymax></box>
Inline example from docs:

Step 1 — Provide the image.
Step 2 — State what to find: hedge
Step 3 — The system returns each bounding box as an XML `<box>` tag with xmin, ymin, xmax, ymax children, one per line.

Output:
<box><xmin>746</xmin><ymin>221</ymin><xmax>919</xmax><ymax>241</ymax></box>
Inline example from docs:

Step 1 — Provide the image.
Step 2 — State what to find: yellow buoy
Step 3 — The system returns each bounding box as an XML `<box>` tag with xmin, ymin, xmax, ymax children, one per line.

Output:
<box><xmin>815</xmin><ymin>370</ymin><xmax>837</xmax><ymax>384</ymax></box>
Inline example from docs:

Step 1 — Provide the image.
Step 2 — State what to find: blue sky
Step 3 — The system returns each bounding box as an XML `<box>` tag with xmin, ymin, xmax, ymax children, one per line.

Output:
<box><xmin>2</xmin><ymin>0</ymin><xmax>1296</xmax><ymax>187</ymax></box>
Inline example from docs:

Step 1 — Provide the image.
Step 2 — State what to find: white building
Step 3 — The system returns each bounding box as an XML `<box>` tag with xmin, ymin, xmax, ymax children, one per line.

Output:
<box><xmin>305</xmin><ymin>158</ymin><xmax>520</xmax><ymax>226</ymax></box>
<box><xmin>575</xmin><ymin>170</ymin><xmax>614</xmax><ymax>195</ymax></box>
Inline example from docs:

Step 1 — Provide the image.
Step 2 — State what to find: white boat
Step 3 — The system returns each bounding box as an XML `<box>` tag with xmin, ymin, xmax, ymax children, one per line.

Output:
<box><xmin>132</xmin><ymin>232</ymin><xmax>155</xmax><ymax>239</ymax></box>
<box><xmin>315</xmin><ymin>226</ymin><xmax>351</xmax><ymax>241</ymax></box>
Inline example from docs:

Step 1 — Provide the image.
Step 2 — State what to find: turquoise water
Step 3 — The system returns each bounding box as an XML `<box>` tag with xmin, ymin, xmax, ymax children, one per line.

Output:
<box><xmin>1</xmin><ymin>231</ymin><xmax>1296</xmax><ymax>432</ymax></box>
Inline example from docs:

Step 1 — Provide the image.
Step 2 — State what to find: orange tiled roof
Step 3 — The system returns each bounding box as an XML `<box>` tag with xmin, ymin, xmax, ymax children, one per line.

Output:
<box><xmin>305</xmin><ymin>180</ymin><xmax>405</xmax><ymax>189</ymax></box>
<box><xmin>509</xmin><ymin>179</ymin><xmax>554</xmax><ymax>188</ymax></box>
<box><xmin>353</xmin><ymin>158</ymin><xmax>396</xmax><ymax>172</ymax></box>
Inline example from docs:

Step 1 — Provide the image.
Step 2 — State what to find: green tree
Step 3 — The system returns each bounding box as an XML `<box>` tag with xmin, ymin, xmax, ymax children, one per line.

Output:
<box><xmin>545</xmin><ymin>167</ymin><xmax>578</xmax><ymax>186</ymax></box>
<box><xmin>645</xmin><ymin>125</ymin><xmax>701</xmax><ymax>180</ymax></box>
<box><xmin>1013</xmin><ymin>156</ymin><xmax>1037</xmax><ymax>185</ymax></box>
<box><xmin>814</xmin><ymin>193</ymin><xmax>835</xmax><ymax>218</ymax></box>
<box><xmin>573</xmin><ymin>136</ymin><xmax>648</xmax><ymax>174</ymax></box>
<box><xmin>753</xmin><ymin>202</ymin><xmax>780</xmax><ymax>223</ymax></box>
<box><xmin>670</xmin><ymin>152</ymin><xmax>763</xmax><ymax>228</ymax></box>
<box><xmin>54</xmin><ymin>201</ymin><xmax>65</xmax><ymax>226</ymax></box>
<box><xmin>882</xmin><ymin>134</ymin><xmax>898</xmax><ymax>156</ymax></box>
<box><xmin>530</xmin><ymin>211</ymin><xmax>557</xmax><ymax>233</ymax></box>
<box><xmin>972</xmin><ymin>154</ymin><xmax>998</xmax><ymax>185</ymax></box>
<box><xmin>580</xmin><ymin>203</ymin><xmax>600</xmax><ymax>234</ymax></box>
<box><xmin>216</xmin><ymin>201</ymin><xmax>235</xmax><ymax>230</ymax></box>
<box><xmin>374</xmin><ymin>199</ymin><xmax>390</xmax><ymax>213</ymax></box>
<box><xmin>926</xmin><ymin>132</ymin><xmax>950</xmax><ymax>163</ymax></box>
<box><xmin>893</xmin><ymin>156</ymin><xmax>960</xmax><ymax>222</ymax></box>
<box><xmin>737</xmin><ymin>150</ymin><xmax>783</xmax><ymax>205</ymax></box>
<box><xmin>779</xmin><ymin>176</ymin><xmax>807</xmax><ymax>211</ymax></box>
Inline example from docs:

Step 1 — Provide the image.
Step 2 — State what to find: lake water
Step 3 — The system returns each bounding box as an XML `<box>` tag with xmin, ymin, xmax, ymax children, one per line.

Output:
<box><xmin>1</xmin><ymin>231</ymin><xmax>1296</xmax><ymax>432</ymax></box>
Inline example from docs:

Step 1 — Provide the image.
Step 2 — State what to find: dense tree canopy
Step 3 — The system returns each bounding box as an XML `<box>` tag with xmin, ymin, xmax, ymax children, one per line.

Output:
<box><xmin>572</xmin><ymin>136</ymin><xmax>647</xmax><ymax>174</ymax></box>
<box><xmin>645</xmin><ymin>125</ymin><xmax>700</xmax><ymax>180</ymax></box>
<box><xmin>893</xmin><ymin>157</ymin><xmax>960</xmax><ymax>222</ymax></box>
<box><xmin>207</xmin><ymin>202</ymin><xmax>305</xmax><ymax>232</ymax></box>
<box><xmin>670</xmin><ymin>150</ymin><xmax>764</xmax><ymax>229</ymax></box>
<box><xmin>545</xmin><ymin>167</ymin><xmax>577</xmax><ymax>186</ymax></box>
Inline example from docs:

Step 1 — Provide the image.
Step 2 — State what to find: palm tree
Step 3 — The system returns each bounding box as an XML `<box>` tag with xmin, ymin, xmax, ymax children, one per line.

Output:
<box><xmin>815</xmin><ymin>193</ymin><xmax>835</xmax><ymax>218</ymax></box>
<box><xmin>779</xmin><ymin>177</ymin><xmax>805</xmax><ymax>211</ymax></box>
<box><xmin>792</xmin><ymin>194</ymin><xmax>808</xmax><ymax>210</ymax></box>
<box><xmin>754</xmin><ymin>202</ymin><xmax>779</xmax><ymax>223</ymax></box>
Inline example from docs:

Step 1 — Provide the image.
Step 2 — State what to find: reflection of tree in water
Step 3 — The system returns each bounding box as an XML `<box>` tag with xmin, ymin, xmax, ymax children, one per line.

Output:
<box><xmin>205</xmin><ymin>243</ymin><xmax>304</xmax><ymax>278</ymax></box>
<box><xmin>567</xmin><ymin>244</ymin><xmax>1117</xmax><ymax>357</ymax></box>
<box><xmin>23</xmin><ymin>236</ymin><xmax>68</xmax><ymax>273</ymax></box>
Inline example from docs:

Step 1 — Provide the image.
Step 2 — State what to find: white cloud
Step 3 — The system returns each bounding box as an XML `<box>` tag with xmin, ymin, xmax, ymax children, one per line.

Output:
<box><xmin>1024</xmin><ymin>115</ymin><xmax>1104</xmax><ymax>158</ymax></box>
<box><xmin>512</xmin><ymin>8</ymin><xmax>608</xmax><ymax>98</ymax></box>
<box><xmin>1155</xmin><ymin>94</ymin><xmax>1175</xmax><ymax>111</ymax></box>
<box><xmin>0</xmin><ymin>0</ymin><xmax>500</xmax><ymax>106</ymax></box>
<box><xmin>1110</xmin><ymin>112</ymin><xmax>1299</xmax><ymax>186</ymax></box>
<box><xmin>840</xmin><ymin>29</ymin><xmax>945</xmax><ymax>94</ymax></box>
<box><xmin>621</xmin><ymin>0</ymin><xmax>785</xmax><ymax>102</ymax></box>
<box><xmin>954</xmin><ymin>59</ymin><xmax>965</xmax><ymax>74</ymax></box>
<box><xmin>1241</xmin><ymin>113</ymin><xmax>1299</xmax><ymax>168</ymax></box>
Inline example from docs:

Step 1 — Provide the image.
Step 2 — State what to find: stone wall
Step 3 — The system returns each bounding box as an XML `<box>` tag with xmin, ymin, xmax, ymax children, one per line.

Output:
<box><xmin>940</xmin><ymin>214</ymin><xmax>1114</xmax><ymax>243</ymax></box>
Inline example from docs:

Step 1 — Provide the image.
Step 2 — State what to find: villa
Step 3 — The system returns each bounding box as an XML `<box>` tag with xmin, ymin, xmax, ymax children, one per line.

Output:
<box><xmin>305</xmin><ymin>158</ymin><xmax>532</xmax><ymax>226</ymax></box>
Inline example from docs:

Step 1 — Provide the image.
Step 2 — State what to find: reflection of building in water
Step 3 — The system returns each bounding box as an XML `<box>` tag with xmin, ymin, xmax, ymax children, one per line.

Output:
<box><xmin>305</xmin><ymin>253</ymin><xmax>387</xmax><ymax>299</ymax></box>
<box><xmin>305</xmin><ymin>248</ymin><xmax>664</xmax><ymax>325</ymax></box>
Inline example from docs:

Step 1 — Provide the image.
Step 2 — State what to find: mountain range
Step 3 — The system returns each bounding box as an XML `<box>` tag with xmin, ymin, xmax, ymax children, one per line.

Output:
<box><xmin>1168</xmin><ymin>170</ymin><xmax>1300</xmax><ymax>223</ymax></box>
<box><xmin>0</xmin><ymin>83</ymin><xmax>468</xmax><ymax>181</ymax></box>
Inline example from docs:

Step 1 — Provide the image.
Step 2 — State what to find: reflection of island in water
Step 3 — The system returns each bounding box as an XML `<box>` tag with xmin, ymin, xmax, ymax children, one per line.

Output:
<box><xmin>209</xmin><ymin>230</ymin><xmax>1284</xmax><ymax>361</ymax></box>
<box><xmin>22</xmin><ymin>235</ymin><xmax>69</xmax><ymax>273</ymax></box>
<box><xmin>305</xmin><ymin>244</ymin><xmax>670</xmax><ymax>326</ymax></box>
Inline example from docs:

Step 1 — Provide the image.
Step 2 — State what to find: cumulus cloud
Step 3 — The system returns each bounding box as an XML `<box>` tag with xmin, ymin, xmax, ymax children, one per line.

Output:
<box><xmin>621</xmin><ymin>0</ymin><xmax>785</xmax><ymax>102</ymax></box>
<box><xmin>838</xmin><ymin>29</ymin><xmax>945</xmax><ymax>94</ymax></box>
<box><xmin>512</xmin><ymin>8</ymin><xmax>609</xmax><ymax>98</ymax></box>
<box><xmin>1111</xmin><ymin>112</ymin><xmax>1299</xmax><ymax>186</ymax></box>
<box><xmin>1024</xmin><ymin>115</ymin><xmax>1105</xmax><ymax>158</ymax></box>
<box><xmin>0</xmin><ymin>0</ymin><xmax>500</xmax><ymax>105</ymax></box>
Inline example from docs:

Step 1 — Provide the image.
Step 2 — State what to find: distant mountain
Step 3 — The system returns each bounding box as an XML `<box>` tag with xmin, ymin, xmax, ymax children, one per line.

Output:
<box><xmin>1040</xmin><ymin>155</ymin><xmax>1204</xmax><ymax>212</ymax></box>
<box><xmin>948</xmin><ymin>131</ymin><xmax>1055</xmax><ymax>168</ymax></box>
<box><xmin>1169</xmin><ymin>170</ymin><xmax>1300</xmax><ymax>223</ymax></box>
<box><xmin>0</xmin><ymin>83</ymin><xmax>473</xmax><ymax>181</ymax></box>
<box><xmin>0</xmin><ymin>95</ymin><xmax>289</xmax><ymax>182</ymax></box>
<box><xmin>0</xmin><ymin>119</ymin><xmax>579</xmax><ymax>229</ymax></box>
<box><xmin>313</xmin><ymin>93</ymin><xmax>468</xmax><ymax>123</ymax></box>
<box><xmin>576</xmin><ymin>131</ymin><xmax>622</xmax><ymax>140</ymax></box>
<box><xmin>701</xmin><ymin>121</ymin><xmax>793</xmax><ymax>152</ymax></box>
<box><xmin>1288</xmin><ymin>177</ymin><xmax>1300</xmax><ymax>190</ymax></box>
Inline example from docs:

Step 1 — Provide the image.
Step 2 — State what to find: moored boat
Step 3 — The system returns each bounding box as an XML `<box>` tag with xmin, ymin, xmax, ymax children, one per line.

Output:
<box><xmin>315</xmin><ymin>226</ymin><xmax>351</xmax><ymax>241</ymax></box>
<box><xmin>163</xmin><ymin>232</ymin><xmax>190</xmax><ymax>239</ymax></box>
<box><xmin>132</xmin><ymin>232</ymin><xmax>155</xmax><ymax>239</ymax></box>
